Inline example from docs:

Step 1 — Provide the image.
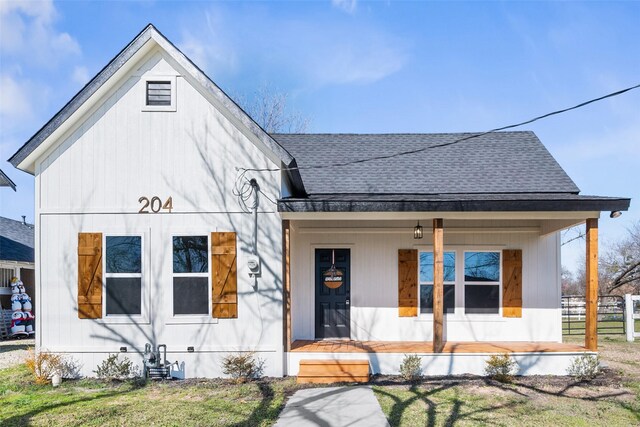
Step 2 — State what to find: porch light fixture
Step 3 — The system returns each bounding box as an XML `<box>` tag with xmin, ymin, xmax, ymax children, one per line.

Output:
<box><xmin>414</xmin><ymin>221</ymin><xmax>423</xmax><ymax>239</ymax></box>
<box><xmin>610</xmin><ymin>211</ymin><xmax>622</xmax><ymax>219</ymax></box>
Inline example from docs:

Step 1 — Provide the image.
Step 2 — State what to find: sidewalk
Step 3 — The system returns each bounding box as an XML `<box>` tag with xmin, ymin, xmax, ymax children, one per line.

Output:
<box><xmin>274</xmin><ymin>385</ymin><xmax>390</xmax><ymax>427</ymax></box>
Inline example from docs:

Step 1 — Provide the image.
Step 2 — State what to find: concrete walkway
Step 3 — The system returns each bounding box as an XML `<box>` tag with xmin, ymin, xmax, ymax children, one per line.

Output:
<box><xmin>274</xmin><ymin>385</ymin><xmax>390</xmax><ymax>427</ymax></box>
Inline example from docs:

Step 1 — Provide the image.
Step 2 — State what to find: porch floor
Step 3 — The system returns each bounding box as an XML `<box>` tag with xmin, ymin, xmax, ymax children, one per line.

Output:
<box><xmin>290</xmin><ymin>340</ymin><xmax>588</xmax><ymax>354</ymax></box>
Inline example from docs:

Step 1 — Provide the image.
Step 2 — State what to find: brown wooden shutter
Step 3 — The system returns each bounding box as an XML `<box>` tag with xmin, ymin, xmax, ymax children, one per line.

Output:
<box><xmin>211</xmin><ymin>231</ymin><xmax>238</xmax><ymax>319</ymax></box>
<box><xmin>398</xmin><ymin>249</ymin><xmax>418</xmax><ymax>317</ymax></box>
<box><xmin>77</xmin><ymin>233</ymin><xmax>103</xmax><ymax>319</ymax></box>
<box><xmin>502</xmin><ymin>249</ymin><xmax>523</xmax><ymax>318</ymax></box>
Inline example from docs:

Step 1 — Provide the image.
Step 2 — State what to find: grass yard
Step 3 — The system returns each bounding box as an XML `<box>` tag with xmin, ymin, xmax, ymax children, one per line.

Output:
<box><xmin>373</xmin><ymin>335</ymin><xmax>640</xmax><ymax>426</ymax></box>
<box><xmin>1</xmin><ymin>335</ymin><xmax>640</xmax><ymax>426</ymax></box>
<box><xmin>0</xmin><ymin>363</ymin><xmax>300</xmax><ymax>426</ymax></box>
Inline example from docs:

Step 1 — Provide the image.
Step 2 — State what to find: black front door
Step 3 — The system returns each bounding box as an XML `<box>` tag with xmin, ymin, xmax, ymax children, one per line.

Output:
<box><xmin>315</xmin><ymin>249</ymin><xmax>350</xmax><ymax>339</ymax></box>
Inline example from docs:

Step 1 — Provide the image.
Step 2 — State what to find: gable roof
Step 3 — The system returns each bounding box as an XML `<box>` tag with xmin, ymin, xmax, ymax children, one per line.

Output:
<box><xmin>0</xmin><ymin>169</ymin><xmax>16</xmax><ymax>191</ymax></box>
<box><xmin>8</xmin><ymin>24</ymin><xmax>306</xmax><ymax>195</ymax></box>
<box><xmin>0</xmin><ymin>216</ymin><xmax>34</xmax><ymax>263</ymax></box>
<box><xmin>273</xmin><ymin>132</ymin><xmax>631</xmax><ymax>213</ymax></box>
<box><xmin>273</xmin><ymin>131</ymin><xmax>579</xmax><ymax>195</ymax></box>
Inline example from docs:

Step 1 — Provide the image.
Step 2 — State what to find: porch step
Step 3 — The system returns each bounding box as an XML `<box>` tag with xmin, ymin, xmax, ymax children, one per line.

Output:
<box><xmin>297</xmin><ymin>359</ymin><xmax>370</xmax><ymax>384</ymax></box>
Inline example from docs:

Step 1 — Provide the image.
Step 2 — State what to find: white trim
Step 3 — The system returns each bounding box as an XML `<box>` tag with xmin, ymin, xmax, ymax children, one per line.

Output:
<box><xmin>299</xmin><ymin>227</ymin><xmax>540</xmax><ymax>235</ymax></box>
<box><xmin>463</xmin><ymin>249</ymin><xmax>502</xmax><ymax>316</ymax></box>
<box><xmin>141</xmin><ymin>75</ymin><xmax>177</xmax><ymax>112</ymax></box>
<box><xmin>0</xmin><ymin>261</ymin><xmax>35</xmax><ymax>270</ymax></box>
<box><xmin>43</xmin><ymin>345</ymin><xmax>277</xmax><ymax>353</ymax></box>
<box><xmin>281</xmin><ymin>211</ymin><xmax>601</xmax><ymax>221</ymax></box>
<box><xmin>417</xmin><ymin>249</ymin><xmax>456</xmax><ymax>318</ymax></box>
<box><xmin>101</xmin><ymin>232</ymin><xmax>148</xmax><ymax>323</ymax></box>
<box><xmin>16</xmin><ymin>40</ymin><xmax>157</xmax><ymax>173</ymax></box>
<box><xmin>411</xmin><ymin>246</ymin><xmax>506</xmax><ymax>320</ymax></box>
<box><xmin>170</xmin><ymin>233</ymin><xmax>213</xmax><ymax>319</ymax></box>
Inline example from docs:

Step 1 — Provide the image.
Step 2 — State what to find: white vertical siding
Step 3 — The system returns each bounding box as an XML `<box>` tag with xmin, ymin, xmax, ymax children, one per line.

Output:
<box><xmin>36</xmin><ymin>49</ymin><xmax>284</xmax><ymax>377</ymax></box>
<box><xmin>291</xmin><ymin>221</ymin><xmax>563</xmax><ymax>343</ymax></box>
<box><xmin>37</xmin><ymin>49</ymin><xmax>280</xmax><ymax>216</ymax></box>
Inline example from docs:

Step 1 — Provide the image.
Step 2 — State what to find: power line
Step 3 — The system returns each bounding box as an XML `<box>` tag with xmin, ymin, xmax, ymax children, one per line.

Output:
<box><xmin>237</xmin><ymin>82</ymin><xmax>640</xmax><ymax>174</ymax></box>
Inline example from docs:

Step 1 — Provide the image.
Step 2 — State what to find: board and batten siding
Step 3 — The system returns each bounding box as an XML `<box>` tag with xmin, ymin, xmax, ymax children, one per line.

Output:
<box><xmin>36</xmin><ymin>49</ymin><xmax>280</xmax><ymax>214</ymax></box>
<box><xmin>290</xmin><ymin>220</ymin><xmax>561</xmax><ymax>343</ymax></box>
<box><xmin>33</xmin><ymin>49</ymin><xmax>284</xmax><ymax>377</ymax></box>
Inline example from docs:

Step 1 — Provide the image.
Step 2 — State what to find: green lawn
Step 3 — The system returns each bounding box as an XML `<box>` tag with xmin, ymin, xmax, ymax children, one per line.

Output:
<box><xmin>2</xmin><ymin>336</ymin><xmax>640</xmax><ymax>426</ymax></box>
<box><xmin>0</xmin><ymin>364</ymin><xmax>299</xmax><ymax>426</ymax></box>
<box><xmin>373</xmin><ymin>335</ymin><xmax>640</xmax><ymax>426</ymax></box>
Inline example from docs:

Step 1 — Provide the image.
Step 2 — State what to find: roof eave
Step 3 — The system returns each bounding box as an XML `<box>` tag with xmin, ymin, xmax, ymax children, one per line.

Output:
<box><xmin>278</xmin><ymin>197</ymin><xmax>631</xmax><ymax>213</ymax></box>
<box><xmin>8</xmin><ymin>24</ymin><xmax>306</xmax><ymax>195</ymax></box>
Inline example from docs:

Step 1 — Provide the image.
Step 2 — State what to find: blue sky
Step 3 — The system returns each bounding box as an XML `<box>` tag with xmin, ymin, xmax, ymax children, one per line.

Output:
<box><xmin>0</xmin><ymin>0</ymin><xmax>638</xmax><ymax>274</ymax></box>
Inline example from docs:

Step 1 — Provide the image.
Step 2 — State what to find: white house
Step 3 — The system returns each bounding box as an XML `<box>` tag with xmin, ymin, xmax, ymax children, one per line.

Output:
<box><xmin>9</xmin><ymin>25</ymin><xmax>630</xmax><ymax>381</ymax></box>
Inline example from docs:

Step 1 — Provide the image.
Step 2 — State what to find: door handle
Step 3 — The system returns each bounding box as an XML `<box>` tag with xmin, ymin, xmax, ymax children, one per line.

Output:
<box><xmin>346</xmin><ymin>299</ymin><xmax>350</xmax><ymax>306</ymax></box>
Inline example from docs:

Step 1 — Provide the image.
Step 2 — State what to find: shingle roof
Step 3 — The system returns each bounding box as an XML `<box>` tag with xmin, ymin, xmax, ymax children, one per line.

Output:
<box><xmin>0</xmin><ymin>216</ymin><xmax>34</xmax><ymax>263</ymax></box>
<box><xmin>272</xmin><ymin>131</ymin><xmax>580</xmax><ymax>195</ymax></box>
<box><xmin>0</xmin><ymin>169</ymin><xmax>16</xmax><ymax>191</ymax></box>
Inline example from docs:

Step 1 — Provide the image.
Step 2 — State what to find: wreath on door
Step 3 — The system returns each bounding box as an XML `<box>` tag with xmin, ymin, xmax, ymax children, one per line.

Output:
<box><xmin>323</xmin><ymin>250</ymin><xmax>344</xmax><ymax>289</ymax></box>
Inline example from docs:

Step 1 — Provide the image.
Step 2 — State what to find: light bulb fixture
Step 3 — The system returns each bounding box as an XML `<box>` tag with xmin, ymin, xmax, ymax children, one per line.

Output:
<box><xmin>610</xmin><ymin>211</ymin><xmax>622</xmax><ymax>219</ymax></box>
<box><xmin>414</xmin><ymin>221</ymin><xmax>423</xmax><ymax>239</ymax></box>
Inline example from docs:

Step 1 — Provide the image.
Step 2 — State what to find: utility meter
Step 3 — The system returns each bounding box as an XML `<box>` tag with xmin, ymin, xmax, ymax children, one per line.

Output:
<box><xmin>247</xmin><ymin>255</ymin><xmax>261</xmax><ymax>277</ymax></box>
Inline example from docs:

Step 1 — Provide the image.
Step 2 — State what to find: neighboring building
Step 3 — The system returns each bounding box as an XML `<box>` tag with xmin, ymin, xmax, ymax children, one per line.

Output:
<box><xmin>8</xmin><ymin>25</ymin><xmax>630</xmax><ymax>379</ymax></box>
<box><xmin>0</xmin><ymin>216</ymin><xmax>35</xmax><ymax>316</ymax></box>
<box><xmin>0</xmin><ymin>169</ymin><xmax>17</xmax><ymax>191</ymax></box>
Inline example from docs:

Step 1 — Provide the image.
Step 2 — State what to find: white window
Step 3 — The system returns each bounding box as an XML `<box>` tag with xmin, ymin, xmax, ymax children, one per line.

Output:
<box><xmin>104</xmin><ymin>236</ymin><xmax>143</xmax><ymax>316</ymax></box>
<box><xmin>172</xmin><ymin>235</ymin><xmax>210</xmax><ymax>316</ymax></box>
<box><xmin>419</xmin><ymin>251</ymin><xmax>456</xmax><ymax>314</ymax></box>
<box><xmin>464</xmin><ymin>251</ymin><xmax>501</xmax><ymax>314</ymax></box>
<box><xmin>141</xmin><ymin>75</ymin><xmax>176</xmax><ymax>111</ymax></box>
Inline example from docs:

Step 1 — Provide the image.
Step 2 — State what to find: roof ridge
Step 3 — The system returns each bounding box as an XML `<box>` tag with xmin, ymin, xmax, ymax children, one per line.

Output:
<box><xmin>0</xmin><ymin>216</ymin><xmax>34</xmax><ymax>227</ymax></box>
<box><xmin>271</xmin><ymin>131</ymin><xmax>535</xmax><ymax>136</ymax></box>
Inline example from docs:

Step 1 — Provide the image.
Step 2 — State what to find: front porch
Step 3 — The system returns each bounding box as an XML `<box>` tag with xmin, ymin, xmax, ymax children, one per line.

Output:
<box><xmin>281</xmin><ymin>216</ymin><xmax>605</xmax><ymax>378</ymax></box>
<box><xmin>291</xmin><ymin>339</ymin><xmax>587</xmax><ymax>354</ymax></box>
<box><xmin>287</xmin><ymin>339</ymin><xmax>593</xmax><ymax>377</ymax></box>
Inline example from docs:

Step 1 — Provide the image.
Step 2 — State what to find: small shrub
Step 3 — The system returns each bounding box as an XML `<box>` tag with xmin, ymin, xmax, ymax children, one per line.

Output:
<box><xmin>221</xmin><ymin>352</ymin><xmax>265</xmax><ymax>383</ymax></box>
<box><xmin>94</xmin><ymin>354</ymin><xmax>139</xmax><ymax>381</ymax></box>
<box><xmin>567</xmin><ymin>354</ymin><xmax>600</xmax><ymax>380</ymax></box>
<box><xmin>59</xmin><ymin>356</ymin><xmax>83</xmax><ymax>379</ymax></box>
<box><xmin>399</xmin><ymin>354</ymin><xmax>422</xmax><ymax>381</ymax></box>
<box><xmin>25</xmin><ymin>348</ymin><xmax>68</xmax><ymax>385</ymax></box>
<box><xmin>484</xmin><ymin>353</ymin><xmax>517</xmax><ymax>383</ymax></box>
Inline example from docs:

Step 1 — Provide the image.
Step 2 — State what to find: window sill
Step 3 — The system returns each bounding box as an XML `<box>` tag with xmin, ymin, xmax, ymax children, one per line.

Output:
<box><xmin>97</xmin><ymin>316</ymin><xmax>150</xmax><ymax>325</ymax></box>
<box><xmin>416</xmin><ymin>314</ymin><xmax>507</xmax><ymax>323</ymax></box>
<box><xmin>165</xmin><ymin>317</ymin><xmax>219</xmax><ymax>325</ymax></box>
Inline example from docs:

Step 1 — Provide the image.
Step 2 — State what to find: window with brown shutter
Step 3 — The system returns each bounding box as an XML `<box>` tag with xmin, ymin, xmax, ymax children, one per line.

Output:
<box><xmin>78</xmin><ymin>233</ymin><xmax>103</xmax><ymax>319</ymax></box>
<box><xmin>398</xmin><ymin>249</ymin><xmax>418</xmax><ymax>317</ymax></box>
<box><xmin>502</xmin><ymin>249</ymin><xmax>523</xmax><ymax>318</ymax></box>
<box><xmin>211</xmin><ymin>232</ymin><xmax>238</xmax><ymax>319</ymax></box>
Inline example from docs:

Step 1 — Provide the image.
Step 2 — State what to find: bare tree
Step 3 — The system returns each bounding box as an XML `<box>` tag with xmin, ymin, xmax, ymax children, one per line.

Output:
<box><xmin>602</xmin><ymin>221</ymin><xmax>640</xmax><ymax>293</ymax></box>
<box><xmin>561</xmin><ymin>266</ymin><xmax>584</xmax><ymax>295</ymax></box>
<box><xmin>234</xmin><ymin>84</ymin><xmax>310</xmax><ymax>133</ymax></box>
<box><xmin>561</xmin><ymin>226</ymin><xmax>585</xmax><ymax>246</ymax></box>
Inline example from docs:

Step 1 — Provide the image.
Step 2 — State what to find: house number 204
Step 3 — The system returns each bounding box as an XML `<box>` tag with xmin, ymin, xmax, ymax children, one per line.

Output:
<box><xmin>138</xmin><ymin>196</ymin><xmax>173</xmax><ymax>213</ymax></box>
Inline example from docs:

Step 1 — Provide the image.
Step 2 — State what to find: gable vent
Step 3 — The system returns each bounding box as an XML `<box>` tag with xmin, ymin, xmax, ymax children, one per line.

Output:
<box><xmin>146</xmin><ymin>81</ymin><xmax>172</xmax><ymax>106</ymax></box>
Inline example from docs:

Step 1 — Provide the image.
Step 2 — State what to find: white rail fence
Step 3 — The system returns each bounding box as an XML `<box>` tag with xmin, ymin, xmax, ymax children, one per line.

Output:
<box><xmin>625</xmin><ymin>294</ymin><xmax>640</xmax><ymax>342</ymax></box>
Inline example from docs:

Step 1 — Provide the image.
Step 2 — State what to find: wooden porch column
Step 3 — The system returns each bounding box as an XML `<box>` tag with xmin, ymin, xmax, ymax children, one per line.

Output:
<box><xmin>283</xmin><ymin>220</ymin><xmax>292</xmax><ymax>352</ymax></box>
<box><xmin>585</xmin><ymin>218</ymin><xmax>599</xmax><ymax>351</ymax></box>
<box><xmin>433</xmin><ymin>218</ymin><xmax>444</xmax><ymax>353</ymax></box>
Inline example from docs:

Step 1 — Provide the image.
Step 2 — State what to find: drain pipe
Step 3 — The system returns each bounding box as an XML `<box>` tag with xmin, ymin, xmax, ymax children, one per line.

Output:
<box><xmin>249</xmin><ymin>179</ymin><xmax>259</xmax><ymax>256</ymax></box>
<box><xmin>247</xmin><ymin>179</ymin><xmax>261</xmax><ymax>280</ymax></box>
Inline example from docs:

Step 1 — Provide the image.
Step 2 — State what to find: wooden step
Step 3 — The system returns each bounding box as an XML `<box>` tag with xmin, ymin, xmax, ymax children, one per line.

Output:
<box><xmin>297</xmin><ymin>359</ymin><xmax>370</xmax><ymax>384</ymax></box>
